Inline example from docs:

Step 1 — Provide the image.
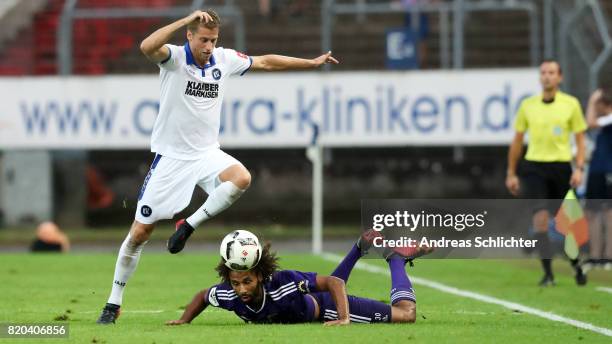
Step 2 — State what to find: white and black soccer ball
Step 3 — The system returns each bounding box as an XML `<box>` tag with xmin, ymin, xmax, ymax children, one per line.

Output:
<box><xmin>219</xmin><ymin>230</ymin><xmax>262</xmax><ymax>271</ymax></box>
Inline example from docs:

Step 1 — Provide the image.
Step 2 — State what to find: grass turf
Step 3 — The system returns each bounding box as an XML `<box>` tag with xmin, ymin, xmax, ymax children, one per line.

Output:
<box><xmin>1</xmin><ymin>253</ymin><xmax>611</xmax><ymax>343</ymax></box>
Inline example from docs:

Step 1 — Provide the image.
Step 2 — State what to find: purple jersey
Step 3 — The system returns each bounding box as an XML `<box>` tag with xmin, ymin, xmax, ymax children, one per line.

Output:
<box><xmin>206</xmin><ymin>270</ymin><xmax>318</xmax><ymax>324</ymax></box>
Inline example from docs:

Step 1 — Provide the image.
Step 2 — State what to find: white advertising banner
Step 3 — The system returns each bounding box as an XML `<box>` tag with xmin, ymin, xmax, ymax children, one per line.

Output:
<box><xmin>0</xmin><ymin>69</ymin><xmax>539</xmax><ymax>149</ymax></box>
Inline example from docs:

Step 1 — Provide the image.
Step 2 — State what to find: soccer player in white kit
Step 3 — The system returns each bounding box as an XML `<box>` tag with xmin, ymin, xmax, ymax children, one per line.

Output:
<box><xmin>97</xmin><ymin>9</ymin><xmax>339</xmax><ymax>324</ymax></box>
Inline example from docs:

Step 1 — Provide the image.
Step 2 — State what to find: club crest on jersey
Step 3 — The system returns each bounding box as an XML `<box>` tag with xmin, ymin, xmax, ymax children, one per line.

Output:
<box><xmin>212</xmin><ymin>68</ymin><xmax>222</xmax><ymax>80</ymax></box>
<box><xmin>297</xmin><ymin>280</ymin><xmax>310</xmax><ymax>293</ymax></box>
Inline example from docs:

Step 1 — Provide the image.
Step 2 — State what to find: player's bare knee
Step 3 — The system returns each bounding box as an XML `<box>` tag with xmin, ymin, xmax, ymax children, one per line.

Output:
<box><xmin>533</xmin><ymin>210</ymin><xmax>549</xmax><ymax>232</ymax></box>
<box><xmin>391</xmin><ymin>307</ymin><xmax>416</xmax><ymax>323</ymax></box>
<box><xmin>219</xmin><ymin>165</ymin><xmax>251</xmax><ymax>190</ymax></box>
<box><xmin>391</xmin><ymin>301</ymin><xmax>417</xmax><ymax>323</ymax></box>
<box><xmin>405</xmin><ymin>309</ymin><xmax>416</xmax><ymax>323</ymax></box>
<box><xmin>233</xmin><ymin>170</ymin><xmax>251</xmax><ymax>190</ymax></box>
<box><xmin>130</xmin><ymin>221</ymin><xmax>155</xmax><ymax>244</ymax></box>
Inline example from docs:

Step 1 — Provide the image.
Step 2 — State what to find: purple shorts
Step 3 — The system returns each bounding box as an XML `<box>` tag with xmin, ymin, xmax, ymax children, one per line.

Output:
<box><xmin>310</xmin><ymin>292</ymin><xmax>392</xmax><ymax>323</ymax></box>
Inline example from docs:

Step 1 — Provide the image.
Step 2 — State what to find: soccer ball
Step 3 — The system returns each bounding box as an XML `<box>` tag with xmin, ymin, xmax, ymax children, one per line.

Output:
<box><xmin>219</xmin><ymin>230</ymin><xmax>262</xmax><ymax>271</ymax></box>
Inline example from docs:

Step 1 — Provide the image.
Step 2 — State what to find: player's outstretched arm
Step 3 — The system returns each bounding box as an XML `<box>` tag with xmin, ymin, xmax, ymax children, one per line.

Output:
<box><xmin>165</xmin><ymin>288</ymin><xmax>209</xmax><ymax>325</ymax></box>
<box><xmin>140</xmin><ymin>10</ymin><xmax>213</xmax><ymax>63</ymax></box>
<box><xmin>250</xmin><ymin>51</ymin><xmax>339</xmax><ymax>72</ymax></box>
<box><xmin>315</xmin><ymin>275</ymin><xmax>350</xmax><ymax>326</ymax></box>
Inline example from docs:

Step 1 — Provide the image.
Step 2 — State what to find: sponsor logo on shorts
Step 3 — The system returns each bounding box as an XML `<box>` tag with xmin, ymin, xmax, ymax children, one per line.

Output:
<box><xmin>141</xmin><ymin>205</ymin><xmax>152</xmax><ymax>217</ymax></box>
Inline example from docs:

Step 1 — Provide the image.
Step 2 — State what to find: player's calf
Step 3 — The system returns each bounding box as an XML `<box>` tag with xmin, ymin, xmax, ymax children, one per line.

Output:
<box><xmin>168</xmin><ymin>167</ymin><xmax>250</xmax><ymax>254</ymax></box>
<box><xmin>130</xmin><ymin>221</ymin><xmax>155</xmax><ymax>244</ymax></box>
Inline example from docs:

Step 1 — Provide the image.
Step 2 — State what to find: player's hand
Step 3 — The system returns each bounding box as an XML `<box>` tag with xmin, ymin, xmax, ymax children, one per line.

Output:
<box><xmin>588</xmin><ymin>89</ymin><xmax>602</xmax><ymax>105</ymax></box>
<box><xmin>313</xmin><ymin>51</ymin><xmax>340</xmax><ymax>67</ymax></box>
<box><xmin>505</xmin><ymin>174</ymin><xmax>520</xmax><ymax>196</ymax></box>
<box><xmin>185</xmin><ymin>10</ymin><xmax>212</xmax><ymax>24</ymax></box>
<box><xmin>165</xmin><ymin>319</ymin><xmax>188</xmax><ymax>326</ymax></box>
<box><xmin>323</xmin><ymin>318</ymin><xmax>350</xmax><ymax>326</ymax></box>
<box><xmin>570</xmin><ymin>169</ymin><xmax>583</xmax><ymax>188</ymax></box>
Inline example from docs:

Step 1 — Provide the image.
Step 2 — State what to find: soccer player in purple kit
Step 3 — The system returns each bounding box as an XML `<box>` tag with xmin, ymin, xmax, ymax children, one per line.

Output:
<box><xmin>166</xmin><ymin>232</ymin><xmax>430</xmax><ymax>326</ymax></box>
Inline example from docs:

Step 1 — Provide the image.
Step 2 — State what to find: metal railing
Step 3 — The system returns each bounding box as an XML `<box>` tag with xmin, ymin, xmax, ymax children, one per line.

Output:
<box><xmin>547</xmin><ymin>0</ymin><xmax>611</xmax><ymax>100</ymax></box>
<box><xmin>563</xmin><ymin>0</ymin><xmax>611</xmax><ymax>92</ymax></box>
<box><xmin>53</xmin><ymin>0</ymin><xmax>612</xmax><ymax>94</ymax></box>
<box><xmin>57</xmin><ymin>0</ymin><xmax>245</xmax><ymax>75</ymax></box>
<box><xmin>321</xmin><ymin>0</ymin><xmax>540</xmax><ymax>70</ymax></box>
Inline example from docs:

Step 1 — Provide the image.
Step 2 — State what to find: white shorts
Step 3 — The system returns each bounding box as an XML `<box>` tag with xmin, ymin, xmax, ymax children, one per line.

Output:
<box><xmin>135</xmin><ymin>149</ymin><xmax>242</xmax><ymax>224</ymax></box>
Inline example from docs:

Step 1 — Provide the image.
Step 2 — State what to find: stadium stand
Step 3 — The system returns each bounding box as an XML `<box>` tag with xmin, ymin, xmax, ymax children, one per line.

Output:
<box><xmin>0</xmin><ymin>0</ymin><xmax>589</xmax><ymax>75</ymax></box>
<box><xmin>0</xmin><ymin>0</ymin><xmax>171</xmax><ymax>75</ymax></box>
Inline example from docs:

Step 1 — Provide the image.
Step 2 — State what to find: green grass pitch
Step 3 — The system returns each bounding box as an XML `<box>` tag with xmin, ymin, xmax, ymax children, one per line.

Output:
<box><xmin>1</xmin><ymin>252</ymin><xmax>611</xmax><ymax>343</ymax></box>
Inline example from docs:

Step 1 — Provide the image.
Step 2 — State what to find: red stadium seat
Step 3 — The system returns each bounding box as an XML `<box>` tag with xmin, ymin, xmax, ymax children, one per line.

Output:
<box><xmin>0</xmin><ymin>0</ymin><xmax>172</xmax><ymax>75</ymax></box>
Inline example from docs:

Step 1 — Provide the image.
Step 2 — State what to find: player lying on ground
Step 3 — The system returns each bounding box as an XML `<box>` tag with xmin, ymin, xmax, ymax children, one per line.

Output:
<box><xmin>166</xmin><ymin>232</ymin><xmax>432</xmax><ymax>325</ymax></box>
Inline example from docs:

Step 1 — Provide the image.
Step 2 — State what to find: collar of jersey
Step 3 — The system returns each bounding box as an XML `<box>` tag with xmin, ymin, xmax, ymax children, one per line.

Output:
<box><xmin>245</xmin><ymin>286</ymin><xmax>267</xmax><ymax>314</ymax></box>
<box><xmin>184</xmin><ymin>42</ymin><xmax>216</xmax><ymax>76</ymax></box>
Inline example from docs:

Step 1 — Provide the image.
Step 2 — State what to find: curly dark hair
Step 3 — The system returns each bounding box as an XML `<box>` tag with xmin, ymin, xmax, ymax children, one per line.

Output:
<box><xmin>216</xmin><ymin>242</ymin><xmax>279</xmax><ymax>283</ymax></box>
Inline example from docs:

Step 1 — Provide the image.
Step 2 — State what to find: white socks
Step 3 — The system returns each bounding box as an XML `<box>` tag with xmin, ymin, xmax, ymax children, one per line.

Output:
<box><xmin>186</xmin><ymin>181</ymin><xmax>245</xmax><ymax>228</ymax></box>
<box><xmin>107</xmin><ymin>233</ymin><xmax>146</xmax><ymax>306</ymax></box>
<box><xmin>106</xmin><ymin>182</ymin><xmax>244</xmax><ymax>306</ymax></box>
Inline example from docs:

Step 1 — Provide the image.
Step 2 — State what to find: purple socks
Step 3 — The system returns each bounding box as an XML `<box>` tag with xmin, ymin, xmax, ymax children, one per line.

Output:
<box><xmin>389</xmin><ymin>258</ymin><xmax>416</xmax><ymax>304</ymax></box>
<box><xmin>331</xmin><ymin>244</ymin><xmax>361</xmax><ymax>282</ymax></box>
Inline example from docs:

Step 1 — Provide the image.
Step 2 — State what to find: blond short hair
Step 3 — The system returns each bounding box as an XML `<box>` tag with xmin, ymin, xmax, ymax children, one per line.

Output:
<box><xmin>187</xmin><ymin>9</ymin><xmax>221</xmax><ymax>32</ymax></box>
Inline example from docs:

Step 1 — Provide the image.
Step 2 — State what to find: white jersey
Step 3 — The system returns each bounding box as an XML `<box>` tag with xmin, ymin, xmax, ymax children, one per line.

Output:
<box><xmin>151</xmin><ymin>43</ymin><xmax>252</xmax><ymax>160</ymax></box>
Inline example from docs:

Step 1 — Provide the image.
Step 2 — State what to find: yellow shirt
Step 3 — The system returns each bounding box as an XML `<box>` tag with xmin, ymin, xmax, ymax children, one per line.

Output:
<box><xmin>514</xmin><ymin>91</ymin><xmax>586</xmax><ymax>162</ymax></box>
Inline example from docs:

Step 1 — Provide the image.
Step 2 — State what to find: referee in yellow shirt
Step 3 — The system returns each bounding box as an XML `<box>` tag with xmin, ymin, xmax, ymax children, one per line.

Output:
<box><xmin>506</xmin><ymin>59</ymin><xmax>587</xmax><ymax>287</ymax></box>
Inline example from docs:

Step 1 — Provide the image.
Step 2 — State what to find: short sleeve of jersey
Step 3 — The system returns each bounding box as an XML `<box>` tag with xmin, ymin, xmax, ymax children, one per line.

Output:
<box><xmin>158</xmin><ymin>44</ymin><xmax>182</xmax><ymax>70</ymax></box>
<box><xmin>274</xmin><ymin>270</ymin><xmax>318</xmax><ymax>294</ymax></box>
<box><xmin>220</xmin><ymin>47</ymin><xmax>252</xmax><ymax>76</ymax></box>
<box><xmin>206</xmin><ymin>284</ymin><xmax>238</xmax><ymax>310</ymax></box>
<box><xmin>569</xmin><ymin>98</ymin><xmax>587</xmax><ymax>133</ymax></box>
<box><xmin>514</xmin><ymin>100</ymin><xmax>528</xmax><ymax>133</ymax></box>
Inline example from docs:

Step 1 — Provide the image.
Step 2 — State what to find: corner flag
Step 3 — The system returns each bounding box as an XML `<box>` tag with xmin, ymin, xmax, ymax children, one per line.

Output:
<box><xmin>554</xmin><ymin>190</ymin><xmax>589</xmax><ymax>259</ymax></box>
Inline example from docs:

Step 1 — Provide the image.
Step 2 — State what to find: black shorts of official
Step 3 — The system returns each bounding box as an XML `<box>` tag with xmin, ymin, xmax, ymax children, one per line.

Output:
<box><xmin>585</xmin><ymin>171</ymin><xmax>612</xmax><ymax>210</ymax></box>
<box><xmin>519</xmin><ymin>160</ymin><xmax>572</xmax><ymax>213</ymax></box>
